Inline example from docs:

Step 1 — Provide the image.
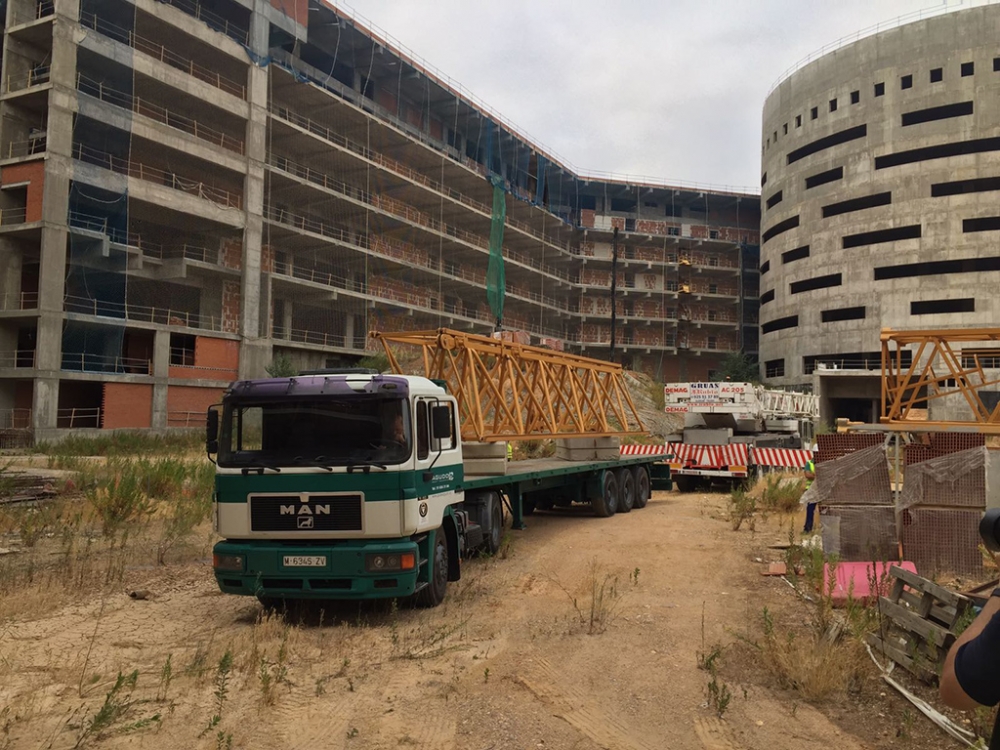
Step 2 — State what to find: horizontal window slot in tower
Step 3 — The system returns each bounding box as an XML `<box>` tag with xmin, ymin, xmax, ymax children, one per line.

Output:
<box><xmin>782</xmin><ymin>245</ymin><xmax>810</xmax><ymax>264</ymax></box>
<box><xmin>821</xmin><ymin>306</ymin><xmax>866</xmax><ymax>322</ymax></box>
<box><xmin>805</xmin><ymin>166</ymin><xmax>844</xmax><ymax>189</ymax></box>
<box><xmin>963</xmin><ymin>216</ymin><xmax>1000</xmax><ymax>233</ymax></box>
<box><xmin>761</xmin><ymin>315</ymin><xmax>798</xmax><ymax>334</ymax></box>
<box><xmin>875</xmin><ymin>136</ymin><xmax>1000</xmax><ymax>169</ymax></box>
<box><xmin>932</xmin><ymin>177</ymin><xmax>1000</xmax><ymax>197</ymax></box>
<box><xmin>911</xmin><ymin>298</ymin><xmax>975</xmax><ymax>315</ymax></box>
<box><xmin>760</xmin><ymin>259</ymin><xmax>770</xmax><ymax>274</ymax></box>
<box><xmin>901</xmin><ymin>101</ymin><xmax>973</xmax><ymax>127</ymax></box>
<box><xmin>821</xmin><ymin>192</ymin><xmax>891</xmax><ymax>218</ymax></box>
<box><xmin>843</xmin><ymin>225</ymin><xmax>921</xmax><ymax>248</ymax></box>
<box><xmin>787</xmin><ymin>124</ymin><xmax>867</xmax><ymax>165</ymax></box>
<box><xmin>760</xmin><ymin>289</ymin><xmax>775</xmax><ymax>305</ymax></box>
<box><xmin>874</xmin><ymin>255</ymin><xmax>1000</xmax><ymax>280</ymax></box>
<box><xmin>764</xmin><ymin>359</ymin><xmax>785</xmax><ymax>378</ymax></box>
<box><xmin>761</xmin><ymin>172</ymin><xmax>767</xmax><ymax>187</ymax></box>
<box><xmin>762</xmin><ymin>215</ymin><xmax>799</xmax><ymax>244</ymax></box>
<box><xmin>766</xmin><ymin>190</ymin><xmax>783</xmax><ymax>209</ymax></box>
<box><xmin>790</xmin><ymin>273</ymin><xmax>842</xmax><ymax>294</ymax></box>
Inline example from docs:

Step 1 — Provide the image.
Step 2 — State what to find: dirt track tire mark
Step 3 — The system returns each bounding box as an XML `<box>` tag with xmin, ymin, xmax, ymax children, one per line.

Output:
<box><xmin>378</xmin><ymin>663</ymin><xmax>456</xmax><ymax>749</ymax></box>
<box><xmin>517</xmin><ymin>657</ymin><xmax>659</xmax><ymax>750</ymax></box>
<box><xmin>694</xmin><ymin>716</ymin><xmax>742</xmax><ymax>750</ymax></box>
<box><xmin>273</xmin><ymin>684</ymin><xmax>351</xmax><ymax>750</ymax></box>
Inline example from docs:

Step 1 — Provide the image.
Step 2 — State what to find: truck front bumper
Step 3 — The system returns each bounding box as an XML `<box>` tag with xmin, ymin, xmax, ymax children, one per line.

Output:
<box><xmin>213</xmin><ymin>538</ymin><xmax>421</xmax><ymax>600</ymax></box>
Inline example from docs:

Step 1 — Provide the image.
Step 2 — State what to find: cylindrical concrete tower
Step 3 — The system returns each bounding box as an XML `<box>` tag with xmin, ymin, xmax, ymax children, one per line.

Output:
<box><xmin>760</xmin><ymin>6</ymin><xmax>1000</xmax><ymax>408</ymax></box>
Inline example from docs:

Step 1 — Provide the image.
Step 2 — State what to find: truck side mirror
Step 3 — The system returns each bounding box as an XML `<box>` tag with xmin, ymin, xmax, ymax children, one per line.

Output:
<box><xmin>206</xmin><ymin>406</ymin><xmax>220</xmax><ymax>455</ymax></box>
<box><xmin>431</xmin><ymin>405</ymin><xmax>452</xmax><ymax>440</ymax></box>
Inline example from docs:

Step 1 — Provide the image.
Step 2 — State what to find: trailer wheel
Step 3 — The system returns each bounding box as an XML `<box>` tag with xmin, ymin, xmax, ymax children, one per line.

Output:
<box><xmin>483</xmin><ymin>494</ymin><xmax>503</xmax><ymax>555</ymax></box>
<box><xmin>418</xmin><ymin>531</ymin><xmax>448</xmax><ymax>607</ymax></box>
<box><xmin>617</xmin><ymin>468</ymin><xmax>635</xmax><ymax>513</ymax></box>
<box><xmin>592</xmin><ymin>470</ymin><xmax>619</xmax><ymax>517</ymax></box>
<box><xmin>632</xmin><ymin>465</ymin><xmax>651</xmax><ymax>509</ymax></box>
<box><xmin>674</xmin><ymin>474</ymin><xmax>698</xmax><ymax>493</ymax></box>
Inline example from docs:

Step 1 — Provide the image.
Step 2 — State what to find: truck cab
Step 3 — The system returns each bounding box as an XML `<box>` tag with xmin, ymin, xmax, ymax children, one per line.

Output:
<box><xmin>209</xmin><ymin>371</ymin><xmax>486</xmax><ymax>607</ymax></box>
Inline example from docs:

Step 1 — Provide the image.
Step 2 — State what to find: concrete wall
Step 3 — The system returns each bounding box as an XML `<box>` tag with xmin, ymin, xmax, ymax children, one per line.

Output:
<box><xmin>761</xmin><ymin>6</ymin><xmax>1000</xmax><ymax>389</ymax></box>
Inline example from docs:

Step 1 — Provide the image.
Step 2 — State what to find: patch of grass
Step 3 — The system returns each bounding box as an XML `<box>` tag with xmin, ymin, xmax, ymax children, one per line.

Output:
<box><xmin>728</xmin><ymin>487</ymin><xmax>756</xmax><ymax>531</ymax></box>
<box><xmin>36</xmin><ymin>431</ymin><xmax>203</xmax><ymax>458</ymax></box>
<box><xmin>554</xmin><ymin>559</ymin><xmax>624</xmax><ymax>635</ymax></box>
<box><xmin>75</xmin><ymin>670</ymin><xmax>139</xmax><ymax>747</ymax></box>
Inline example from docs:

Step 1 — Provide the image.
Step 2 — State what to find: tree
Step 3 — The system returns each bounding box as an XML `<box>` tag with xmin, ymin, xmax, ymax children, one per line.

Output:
<box><xmin>712</xmin><ymin>352</ymin><xmax>759</xmax><ymax>383</ymax></box>
<box><xmin>265</xmin><ymin>353</ymin><xmax>298</xmax><ymax>378</ymax></box>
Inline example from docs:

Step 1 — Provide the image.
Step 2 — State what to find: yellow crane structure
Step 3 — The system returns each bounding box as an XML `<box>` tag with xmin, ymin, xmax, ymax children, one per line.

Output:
<box><xmin>372</xmin><ymin>328</ymin><xmax>647</xmax><ymax>443</ymax></box>
<box><xmin>881</xmin><ymin>326</ymin><xmax>1000</xmax><ymax>433</ymax></box>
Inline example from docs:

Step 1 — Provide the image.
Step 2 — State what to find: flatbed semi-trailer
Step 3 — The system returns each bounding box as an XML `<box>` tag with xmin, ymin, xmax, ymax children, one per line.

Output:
<box><xmin>209</xmin><ymin>371</ymin><xmax>668</xmax><ymax>607</ymax></box>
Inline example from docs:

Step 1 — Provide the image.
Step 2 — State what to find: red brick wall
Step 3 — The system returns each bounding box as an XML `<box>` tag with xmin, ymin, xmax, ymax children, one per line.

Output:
<box><xmin>221</xmin><ymin>238</ymin><xmax>242</xmax><ymax>270</ymax></box>
<box><xmin>375</xmin><ymin>88</ymin><xmax>398</xmax><ymax>115</ymax></box>
<box><xmin>170</xmin><ymin>337</ymin><xmax>239</xmax><ymax>380</ymax></box>
<box><xmin>166</xmin><ymin>385</ymin><xmax>225</xmax><ymax>426</ymax></box>
<box><xmin>222</xmin><ymin>280</ymin><xmax>241</xmax><ymax>334</ymax></box>
<box><xmin>580</xmin><ymin>209</ymin><xmax>595</xmax><ymax>228</ymax></box>
<box><xmin>102</xmin><ymin>383</ymin><xmax>153</xmax><ymax>429</ymax></box>
<box><xmin>2</xmin><ymin>160</ymin><xmax>44</xmax><ymax>222</ymax></box>
<box><xmin>270</xmin><ymin>0</ymin><xmax>307</xmax><ymax>24</ymax></box>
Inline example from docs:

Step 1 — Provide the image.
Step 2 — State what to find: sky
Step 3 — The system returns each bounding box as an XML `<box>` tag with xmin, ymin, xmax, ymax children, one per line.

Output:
<box><xmin>339</xmin><ymin>0</ymin><xmax>973</xmax><ymax>192</ymax></box>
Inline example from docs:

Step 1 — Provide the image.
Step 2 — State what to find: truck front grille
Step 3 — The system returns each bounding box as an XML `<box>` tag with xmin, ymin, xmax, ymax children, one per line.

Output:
<box><xmin>250</xmin><ymin>494</ymin><xmax>363</xmax><ymax>532</ymax></box>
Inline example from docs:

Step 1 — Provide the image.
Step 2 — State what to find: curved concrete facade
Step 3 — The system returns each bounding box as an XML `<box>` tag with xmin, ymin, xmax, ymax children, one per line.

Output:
<box><xmin>760</xmin><ymin>6</ymin><xmax>1000</xmax><ymax>388</ymax></box>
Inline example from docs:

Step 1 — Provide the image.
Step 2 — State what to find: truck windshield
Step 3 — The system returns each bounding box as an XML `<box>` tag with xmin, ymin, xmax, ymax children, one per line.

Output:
<box><xmin>218</xmin><ymin>397</ymin><xmax>411</xmax><ymax>467</ymax></box>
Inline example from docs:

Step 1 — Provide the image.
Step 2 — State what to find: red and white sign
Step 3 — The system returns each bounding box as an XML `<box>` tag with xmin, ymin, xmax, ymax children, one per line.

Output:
<box><xmin>752</xmin><ymin>447</ymin><xmax>813</xmax><ymax>469</ymax></box>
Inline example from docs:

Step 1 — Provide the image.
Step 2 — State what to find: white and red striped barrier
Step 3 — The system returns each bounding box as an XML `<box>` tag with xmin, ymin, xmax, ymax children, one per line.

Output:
<box><xmin>751</xmin><ymin>447</ymin><xmax>813</xmax><ymax>469</ymax></box>
<box><xmin>619</xmin><ymin>444</ymin><xmax>670</xmax><ymax>456</ymax></box>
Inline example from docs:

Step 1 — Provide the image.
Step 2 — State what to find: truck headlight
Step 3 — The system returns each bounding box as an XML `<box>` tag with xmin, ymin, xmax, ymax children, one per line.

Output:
<box><xmin>213</xmin><ymin>554</ymin><xmax>244</xmax><ymax>572</ymax></box>
<box><xmin>365</xmin><ymin>553</ymin><xmax>415</xmax><ymax>573</ymax></box>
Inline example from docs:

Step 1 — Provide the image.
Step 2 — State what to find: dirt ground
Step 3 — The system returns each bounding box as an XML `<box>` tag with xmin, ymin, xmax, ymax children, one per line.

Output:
<box><xmin>0</xmin><ymin>489</ymin><xmax>979</xmax><ymax>749</ymax></box>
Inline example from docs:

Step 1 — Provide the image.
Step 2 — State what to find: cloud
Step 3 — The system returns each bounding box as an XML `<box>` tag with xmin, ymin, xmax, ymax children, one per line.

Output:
<box><xmin>344</xmin><ymin>0</ymin><xmax>936</xmax><ymax>188</ymax></box>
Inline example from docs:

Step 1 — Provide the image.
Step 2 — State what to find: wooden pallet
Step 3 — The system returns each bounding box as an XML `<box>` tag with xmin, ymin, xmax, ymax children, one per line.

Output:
<box><xmin>866</xmin><ymin>565</ymin><xmax>972</xmax><ymax>683</ymax></box>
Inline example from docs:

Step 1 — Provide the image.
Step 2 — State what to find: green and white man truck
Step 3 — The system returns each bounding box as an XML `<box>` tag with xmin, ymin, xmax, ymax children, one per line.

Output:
<box><xmin>209</xmin><ymin>370</ymin><xmax>668</xmax><ymax>607</ymax></box>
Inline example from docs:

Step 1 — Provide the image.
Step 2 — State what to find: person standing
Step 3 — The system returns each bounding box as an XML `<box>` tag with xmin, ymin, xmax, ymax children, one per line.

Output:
<box><xmin>802</xmin><ymin>448</ymin><xmax>817</xmax><ymax>533</ymax></box>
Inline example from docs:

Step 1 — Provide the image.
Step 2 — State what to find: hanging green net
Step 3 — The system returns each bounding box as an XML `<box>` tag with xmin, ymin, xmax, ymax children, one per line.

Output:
<box><xmin>486</xmin><ymin>177</ymin><xmax>506</xmax><ymax>327</ymax></box>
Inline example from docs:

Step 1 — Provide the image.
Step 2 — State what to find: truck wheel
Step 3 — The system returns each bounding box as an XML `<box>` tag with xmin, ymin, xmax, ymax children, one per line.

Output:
<box><xmin>483</xmin><ymin>495</ymin><xmax>503</xmax><ymax>555</ymax></box>
<box><xmin>418</xmin><ymin>532</ymin><xmax>448</xmax><ymax>607</ymax></box>
<box><xmin>592</xmin><ymin>471</ymin><xmax>619</xmax><ymax>517</ymax></box>
<box><xmin>617</xmin><ymin>468</ymin><xmax>635</xmax><ymax>513</ymax></box>
<box><xmin>632</xmin><ymin>465</ymin><xmax>651</xmax><ymax>509</ymax></box>
<box><xmin>674</xmin><ymin>474</ymin><xmax>697</xmax><ymax>493</ymax></box>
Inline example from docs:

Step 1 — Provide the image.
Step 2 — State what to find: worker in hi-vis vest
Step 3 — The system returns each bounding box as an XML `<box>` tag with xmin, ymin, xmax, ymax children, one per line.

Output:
<box><xmin>802</xmin><ymin>452</ymin><xmax>817</xmax><ymax>532</ymax></box>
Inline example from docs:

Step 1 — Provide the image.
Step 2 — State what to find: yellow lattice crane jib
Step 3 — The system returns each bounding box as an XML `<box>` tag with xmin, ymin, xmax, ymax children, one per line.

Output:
<box><xmin>371</xmin><ymin>328</ymin><xmax>647</xmax><ymax>443</ymax></box>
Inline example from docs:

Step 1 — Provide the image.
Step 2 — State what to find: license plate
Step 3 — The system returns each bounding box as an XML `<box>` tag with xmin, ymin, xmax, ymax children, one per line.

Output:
<box><xmin>283</xmin><ymin>555</ymin><xmax>327</xmax><ymax>568</ymax></box>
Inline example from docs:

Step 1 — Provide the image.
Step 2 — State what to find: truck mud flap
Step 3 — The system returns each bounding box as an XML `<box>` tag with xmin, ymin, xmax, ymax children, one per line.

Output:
<box><xmin>649</xmin><ymin>463</ymin><xmax>672</xmax><ymax>491</ymax></box>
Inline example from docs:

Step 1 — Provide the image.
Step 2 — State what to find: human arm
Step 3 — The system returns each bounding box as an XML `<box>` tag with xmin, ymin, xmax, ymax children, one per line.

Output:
<box><xmin>940</xmin><ymin>595</ymin><xmax>1000</xmax><ymax>710</ymax></box>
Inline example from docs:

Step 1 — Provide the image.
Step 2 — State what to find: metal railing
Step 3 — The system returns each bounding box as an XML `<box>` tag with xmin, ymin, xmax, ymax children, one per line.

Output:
<box><xmin>807</xmin><ymin>357</ymin><xmax>883</xmax><ymax>375</ymax></box>
<box><xmin>74</xmin><ymin>142</ymin><xmax>243</xmax><ymax>209</ymax></box>
<box><xmin>63</xmin><ymin>293</ymin><xmax>223</xmax><ymax>331</ymax></box>
<box><xmin>79</xmin><ymin>12</ymin><xmax>246</xmax><ymax>99</ymax></box>
<box><xmin>7</xmin><ymin>64</ymin><xmax>50</xmax><ymax>93</ymax></box>
<box><xmin>157</xmin><ymin>0</ymin><xmax>249</xmax><ymax>45</ymax></box>
<box><xmin>0</xmin><ymin>291</ymin><xmax>38</xmax><ymax>310</ymax></box>
<box><xmin>6</xmin><ymin>136</ymin><xmax>46</xmax><ymax>159</ymax></box>
<box><xmin>0</xmin><ymin>408</ymin><xmax>32</xmax><ymax>429</ymax></box>
<box><xmin>57</xmin><ymin>407</ymin><xmax>102</xmax><ymax>428</ymax></box>
<box><xmin>0</xmin><ymin>208</ymin><xmax>29</xmax><ymax>227</ymax></box>
<box><xmin>0</xmin><ymin>350</ymin><xmax>36</xmax><ymax>368</ymax></box>
<box><xmin>263</xmin><ymin>202</ymin><xmax>573</xmax><ymax>284</ymax></box>
<box><xmin>61</xmin><ymin>351</ymin><xmax>152</xmax><ymax>374</ymax></box>
<box><xmin>77</xmin><ymin>74</ymin><xmax>245</xmax><ymax>154</ymax></box>
<box><xmin>269</xmin><ymin>105</ymin><xmax>575</xmax><ymax>254</ymax></box>
<box><xmin>167</xmin><ymin>410</ymin><xmax>209</xmax><ymax>428</ymax></box>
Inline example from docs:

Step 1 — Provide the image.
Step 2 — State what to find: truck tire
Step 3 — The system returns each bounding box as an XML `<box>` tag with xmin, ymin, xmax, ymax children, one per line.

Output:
<box><xmin>483</xmin><ymin>494</ymin><xmax>503</xmax><ymax>555</ymax></box>
<box><xmin>592</xmin><ymin>470</ymin><xmax>619</xmax><ymax>517</ymax></box>
<box><xmin>632</xmin><ymin>465</ymin><xmax>651</xmax><ymax>509</ymax></box>
<box><xmin>674</xmin><ymin>474</ymin><xmax>698</xmax><ymax>493</ymax></box>
<box><xmin>617</xmin><ymin>468</ymin><xmax>635</xmax><ymax>513</ymax></box>
<box><xmin>418</xmin><ymin>531</ymin><xmax>448</xmax><ymax>607</ymax></box>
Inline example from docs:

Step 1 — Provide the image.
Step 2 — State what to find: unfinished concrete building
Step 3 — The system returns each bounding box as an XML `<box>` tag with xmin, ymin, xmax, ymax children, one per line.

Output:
<box><xmin>0</xmin><ymin>0</ymin><xmax>760</xmax><ymax>440</ymax></box>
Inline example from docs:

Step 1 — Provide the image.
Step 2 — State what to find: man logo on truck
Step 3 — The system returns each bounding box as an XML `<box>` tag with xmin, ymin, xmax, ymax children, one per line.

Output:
<box><xmin>297</xmin><ymin>516</ymin><xmax>314</xmax><ymax>529</ymax></box>
<box><xmin>280</xmin><ymin>503</ymin><xmax>331</xmax><ymax>516</ymax></box>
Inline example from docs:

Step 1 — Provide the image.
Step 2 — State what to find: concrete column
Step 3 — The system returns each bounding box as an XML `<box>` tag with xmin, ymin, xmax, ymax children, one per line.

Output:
<box><xmin>345</xmin><ymin>314</ymin><xmax>354</xmax><ymax>349</ymax></box>
<box><xmin>281</xmin><ymin>300</ymin><xmax>293</xmax><ymax>339</ymax></box>
<box><xmin>237</xmin><ymin>6</ymin><xmax>270</xmax><ymax>379</ymax></box>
